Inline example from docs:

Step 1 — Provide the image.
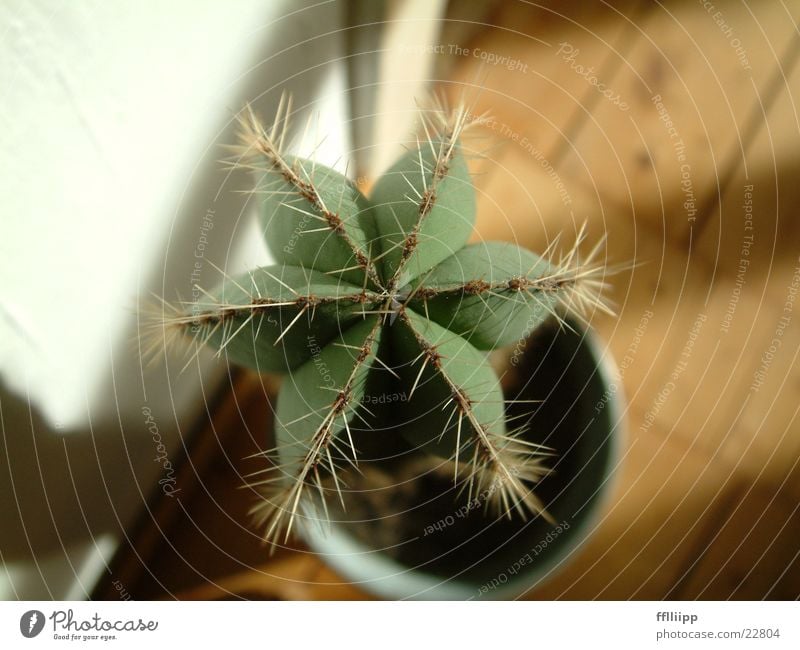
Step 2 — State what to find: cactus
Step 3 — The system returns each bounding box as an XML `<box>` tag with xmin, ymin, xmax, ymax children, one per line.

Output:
<box><xmin>150</xmin><ymin>96</ymin><xmax>613</xmax><ymax>546</ymax></box>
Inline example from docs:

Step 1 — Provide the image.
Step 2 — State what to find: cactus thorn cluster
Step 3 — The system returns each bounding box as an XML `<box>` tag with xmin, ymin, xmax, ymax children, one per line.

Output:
<box><xmin>146</xmin><ymin>93</ymin><xmax>616</xmax><ymax>546</ymax></box>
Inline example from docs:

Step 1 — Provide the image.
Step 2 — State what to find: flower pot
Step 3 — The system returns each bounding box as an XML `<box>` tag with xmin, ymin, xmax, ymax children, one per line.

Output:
<box><xmin>303</xmin><ymin>320</ymin><xmax>624</xmax><ymax>599</ymax></box>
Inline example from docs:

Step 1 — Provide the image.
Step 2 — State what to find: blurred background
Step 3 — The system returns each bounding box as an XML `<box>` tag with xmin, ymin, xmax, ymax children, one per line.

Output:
<box><xmin>1</xmin><ymin>0</ymin><xmax>799</xmax><ymax>599</ymax></box>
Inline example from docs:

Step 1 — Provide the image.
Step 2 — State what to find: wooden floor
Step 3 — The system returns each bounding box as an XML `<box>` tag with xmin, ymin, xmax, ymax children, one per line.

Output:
<box><xmin>97</xmin><ymin>0</ymin><xmax>800</xmax><ymax>600</ymax></box>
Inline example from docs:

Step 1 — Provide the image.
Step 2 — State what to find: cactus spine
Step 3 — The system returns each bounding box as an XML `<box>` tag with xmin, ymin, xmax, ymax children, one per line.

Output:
<box><xmin>150</xmin><ymin>95</ymin><xmax>613</xmax><ymax>546</ymax></box>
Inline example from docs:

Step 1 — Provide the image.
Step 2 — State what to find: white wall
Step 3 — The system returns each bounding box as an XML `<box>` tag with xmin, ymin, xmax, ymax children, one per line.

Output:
<box><xmin>0</xmin><ymin>0</ymin><xmax>351</xmax><ymax>599</ymax></box>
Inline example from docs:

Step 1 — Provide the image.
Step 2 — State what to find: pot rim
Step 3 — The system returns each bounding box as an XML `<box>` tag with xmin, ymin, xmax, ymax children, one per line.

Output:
<box><xmin>304</xmin><ymin>328</ymin><xmax>627</xmax><ymax>600</ymax></box>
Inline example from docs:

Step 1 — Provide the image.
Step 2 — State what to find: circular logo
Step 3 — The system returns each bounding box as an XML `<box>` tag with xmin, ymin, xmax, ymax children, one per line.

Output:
<box><xmin>20</xmin><ymin>610</ymin><xmax>45</xmax><ymax>638</ymax></box>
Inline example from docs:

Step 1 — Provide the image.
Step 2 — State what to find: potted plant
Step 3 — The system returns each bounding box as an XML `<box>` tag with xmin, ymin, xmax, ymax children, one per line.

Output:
<box><xmin>153</xmin><ymin>97</ymin><xmax>623</xmax><ymax>599</ymax></box>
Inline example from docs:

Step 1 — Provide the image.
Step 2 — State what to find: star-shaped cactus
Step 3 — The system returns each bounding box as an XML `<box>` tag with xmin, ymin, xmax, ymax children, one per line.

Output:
<box><xmin>154</xmin><ymin>98</ymin><xmax>612</xmax><ymax>545</ymax></box>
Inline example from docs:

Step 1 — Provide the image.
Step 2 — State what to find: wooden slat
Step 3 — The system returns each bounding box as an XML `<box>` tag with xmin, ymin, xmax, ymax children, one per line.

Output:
<box><xmin>439</xmin><ymin>0</ymin><xmax>800</xmax><ymax>601</ymax></box>
<box><xmin>720</xmin><ymin>266</ymin><xmax>800</xmax><ymax>498</ymax></box>
<box><xmin>674</xmin><ymin>481</ymin><xmax>800</xmax><ymax>599</ymax></box>
<box><xmin>643</xmin><ymin>60</ymin><xmax>800</xmax><ymax>465</ymax></box>
<box><xmin>444</xmin><ymin>0</ymin><xmax>648</xmax><ymax>162</ymax></box>
<box><xmin>95</xmin><ymin>371</ymin><xmax>282</xmax><ymax>599</ymax></box>
<box><xmin>557</xmin><ymin>0</ymin><xmax>800</xmax><ymax>241</ymax></box>
<box><xmin>175</xmin><ymin>555</ymin><xmax>370</xmax><ymax>601</ymax></box>
<box><xmin>524</xmin><ymin>417</ymin><xmax>735</xmax><ymax>599</ymax></box>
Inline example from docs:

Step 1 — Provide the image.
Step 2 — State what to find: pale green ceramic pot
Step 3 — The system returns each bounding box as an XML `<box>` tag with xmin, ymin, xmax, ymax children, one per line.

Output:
<box><xmin>304</xmin><ymin>322</ymin><xmax>624</xmax><ymax>600</ymax></box>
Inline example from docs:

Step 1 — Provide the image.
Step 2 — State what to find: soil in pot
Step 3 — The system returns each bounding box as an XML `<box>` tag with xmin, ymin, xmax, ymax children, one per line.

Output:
<box><xmin>324</xmin><ymin>320</ymin><xmax>619</xmax><ymax>590</ymax></box>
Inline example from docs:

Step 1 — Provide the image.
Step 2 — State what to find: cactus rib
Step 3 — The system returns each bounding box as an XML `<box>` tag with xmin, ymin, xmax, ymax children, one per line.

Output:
<box><xmin>148</xmin><ymin>96</ymin><xmax>619</xmax><ymax>546</ymax></box>
<box><xmin>250</xmin><ymin>316</ymin><xmax>383</xmax><ymax>545</ymax></box>
<box><xmin>234</xmin><ymin>100</ymin><xmax>384</xmax><ymax>290</ymax></box>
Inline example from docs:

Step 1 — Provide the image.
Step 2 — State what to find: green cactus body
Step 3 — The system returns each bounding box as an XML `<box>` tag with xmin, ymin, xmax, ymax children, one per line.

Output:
<box><xmin>156</xmin><ymin>99</ymin><xmax>612</xmax><ymax>545</ymax></box>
